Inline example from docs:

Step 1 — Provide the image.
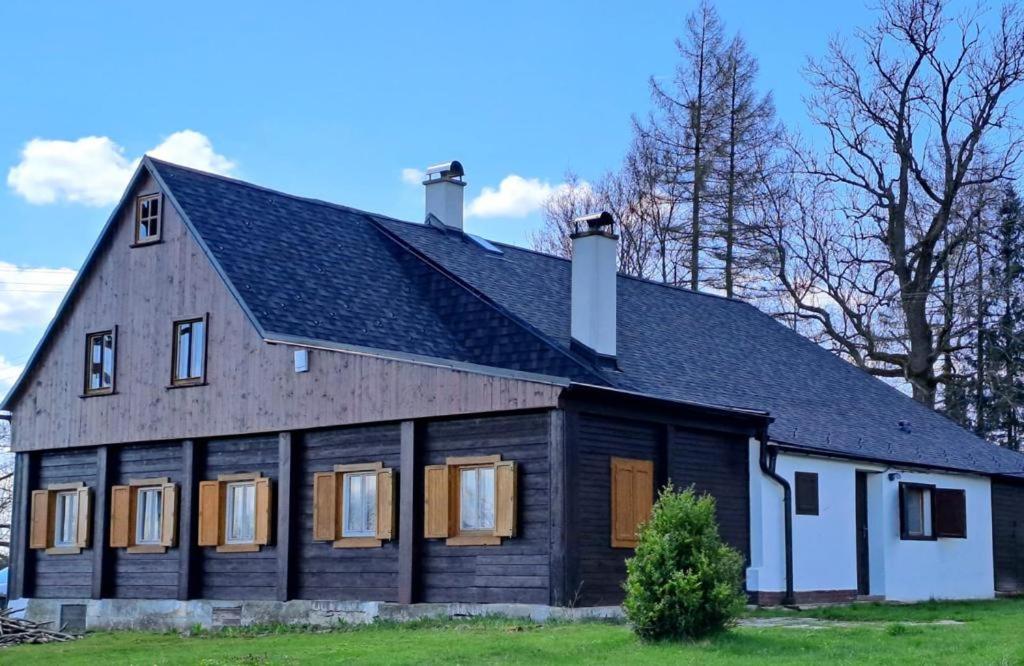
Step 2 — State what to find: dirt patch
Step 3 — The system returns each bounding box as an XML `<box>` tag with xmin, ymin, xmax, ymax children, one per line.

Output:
<box><xmin>741</xmin><ymin>617</ymin><xmax>965</xmax><ymax>630</ymax></box>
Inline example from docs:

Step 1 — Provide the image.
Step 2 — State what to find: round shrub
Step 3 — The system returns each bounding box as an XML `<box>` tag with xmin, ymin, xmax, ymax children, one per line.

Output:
<box><xmin>623</xmin><ymin>485</ymin><xmax>746</xmax><ymax>641</ymax></box>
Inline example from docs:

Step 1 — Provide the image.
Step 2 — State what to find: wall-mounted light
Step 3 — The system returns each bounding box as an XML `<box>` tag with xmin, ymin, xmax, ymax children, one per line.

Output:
<box><xmin>888</xmin><ymin>472</ymin><xmax>902</xmax><ymax>482</ymax></box>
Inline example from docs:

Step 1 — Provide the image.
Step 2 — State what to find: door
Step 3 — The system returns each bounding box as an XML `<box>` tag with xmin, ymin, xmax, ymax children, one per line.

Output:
<box><xmin>855</xmin><ymin>471</ymin><xmax>870</xmax><ymax>596</ymax></box>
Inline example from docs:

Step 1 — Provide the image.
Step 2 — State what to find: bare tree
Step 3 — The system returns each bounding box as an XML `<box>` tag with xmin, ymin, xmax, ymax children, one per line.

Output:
<box><xmin>779</xmin><ymin>0</ymin><xmax>1024</xmax><ymax>406</ymax></box>
<box><xmin>530</xmin><ymin>171</ymin><xmax>599</xmax><ymax>258</ymax></box>
<box><xmin>0</xmin><ymin>420</ymin><xmax>12</xmax><ymax>560</ymax></box>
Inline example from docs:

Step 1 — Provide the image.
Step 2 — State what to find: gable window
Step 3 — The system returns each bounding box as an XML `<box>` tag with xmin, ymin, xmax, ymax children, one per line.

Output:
<box><xmin>134</xmin><ymin>193</ymin><xmax>162</xmax><ymax>245</ymax></box>
<box><xmin>84</xmin><ymin>329</ymin><xmax>116</xmax><ymax>395</ymax></box>
<box><xmin>171</xmin><ymin>316</ymin><xmax>207</xmax><ymax>386</ymax></box>
<box><xmin>610</xmin><ymin>457</ymin><xmax>654</xmax><ymax>548</ymax></box>
<box><xmin>794</xmin><ymin>472</ymin><xmax>819</xmax><ymax>516</ymax></box>
<box><xmin>312</xmin><ymin>463</ymin><xmax>394</xmax><ymax>548</ymax></box>
<box><xmin>899</xmin><ymin>482</ymin><xmax>935</xmax><ymax>540</ymax></box>
<box><xmin>110</xmin><ymin>478</ymin><xmax>178</xmax><ymax>553</ymax></box>
<box><xmin>29</xmin><ymin>483</ymin><xmax>91</xmax><ymax>554</ymax></box>
<box><xmin>423</xmin><ymin>455</ymin><xmax>517</xmax><ymax>546</ymax></box>
<box><xmin>197</xmin><ymin>473</ymin><xmax>272</xmax><ymax>552</ymax></box>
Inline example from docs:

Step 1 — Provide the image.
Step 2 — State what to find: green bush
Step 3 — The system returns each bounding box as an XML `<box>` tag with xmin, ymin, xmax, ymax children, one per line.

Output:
<box><xmin>623</xmin><ymin>485</ymin><xmax>746</xmax><ymax>641</ymax></box>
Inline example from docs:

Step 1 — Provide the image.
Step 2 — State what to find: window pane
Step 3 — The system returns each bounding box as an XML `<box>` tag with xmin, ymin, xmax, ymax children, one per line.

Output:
<box><xmin>460</xmin><ymin>468</ymin><xmax>479</xmax><ymax>530</ymax></box>
<box><xmin>190</xmin><ymin>320</ymin><xmax>205</xmax><ymax>378</ymax></box>
<box><xmin>365</xmin><ymin>473</ymin><xmax>377</xmax><ymax>535</ymax></box>
<box><xmin>226</xmin><ymin>482</ymin><xmax>256</xmax><ymax>543</ymax></box>
<box><xmin>906</xmin><ymin>488</ymin><xmax>923</xmax><ymax>535</ymax></box>
<box><xmin>176</xmin><ymin>323</ymin><xmax>191</xmax><ymax>380</ymax></box>
<box><xmin>342</xmin><ymin>473</ymin><xmax>376</xmax><ymax>537</ymax></box>
<box><xmin>102</xmin><ymin>334</ymin><xmax>114</xmax><ymax>387</ymax></box>
<box><xmin>478</xmin><ymin>467</ymin><xmax>495</xmax><ymax>529</ymax></box>
<box><xmin>55</xmin><ymin>492</ymin><xmax>78</xmax><ymax>546</ymax></box>
<box><xmin>136</xmin><ymin>487</ymin><xmax>163</xmax><ymax>544</ymax></box>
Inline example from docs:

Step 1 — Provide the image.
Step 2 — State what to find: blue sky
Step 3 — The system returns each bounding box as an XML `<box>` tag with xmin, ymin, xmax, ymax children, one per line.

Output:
<box><xmin>0</xmin><ymin>0</ymin><xmax>941</xmax><ymax>394</ymax></box>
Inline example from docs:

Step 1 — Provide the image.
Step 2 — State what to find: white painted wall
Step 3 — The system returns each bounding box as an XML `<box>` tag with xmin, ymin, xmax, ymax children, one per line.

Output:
<box><xmin>747</xmin><ymin>440</ymin><xmax>995</xmax><ymax>602</ymax></box>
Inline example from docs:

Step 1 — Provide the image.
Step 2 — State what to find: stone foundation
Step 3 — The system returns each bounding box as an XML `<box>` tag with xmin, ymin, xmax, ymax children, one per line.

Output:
<box><xmin>8</xmin><ymin>598</ymin><xmax>623</xmax><ymax>632</ymax></box>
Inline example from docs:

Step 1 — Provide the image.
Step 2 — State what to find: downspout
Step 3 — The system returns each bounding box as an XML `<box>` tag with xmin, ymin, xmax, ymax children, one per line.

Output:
<box><xmin>758</xmin><ymin>430</ymin><xmax>794</xmax><ymax>606</ymax></box>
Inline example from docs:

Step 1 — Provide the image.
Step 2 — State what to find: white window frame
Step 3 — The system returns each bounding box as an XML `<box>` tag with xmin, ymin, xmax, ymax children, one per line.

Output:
<box><xmin>458</xmin><ymin>465</ymin><xmax>496</xmax><ymax>532</ymax></box>
<box><xmin>134</xmin><ymin>485</ymin><xmax>164</xmax><ymax>546</ymax></box>
<box><xmin>341</xmin><ymin>471</ymin><xmax>377</xmax><ymax>538</ymax></box>
<box><xmin>225</xmin><ymin>480</ymin><xmax>256</xmax><ymax>544</ymax></box>
<box><xmin>54</xmin><ymin>490</ymin><xmax>79</xmax><ymax>548</ymax></box>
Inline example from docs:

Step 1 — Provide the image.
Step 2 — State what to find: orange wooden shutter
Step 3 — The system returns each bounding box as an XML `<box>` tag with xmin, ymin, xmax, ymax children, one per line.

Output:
<box><xmin>109</xmin><ymin>485</ymin><xmax>132</xmax><ymax>548</ymax></box>
<box><xmin>29</xmin><ymin>490</ymin><xmax>52</xmax><ymax>550</ymax></box>
<box><xmin>197</xmin><ymin>480</ymin><xmax>222</xmax><ymax>546</ymax></box>
<box><xmin>75</xmin><ymin>487</ymin><xmax>92</xmax><ymax>548</ymax></box>
<box><xmin>254</xmin><ymin>477</ymin><xmax>272</xmax><ymax>545</ymax></box>
<box><xmin>312</xmin><ymin>472</ymin><xmax>338</xmax><ymax>541</ymax></box>
<box><xmin>633</xmin><ymin>459</ymin><xmax>654</xmax><ymax>532</ymax></box>
<box><xmin>424</xmin><ymin>465</ymin><xmax>449</xmax><ymax>538</ymax></box>
<box><xmin>611</xmin><ymin>458</ymin><xmax>654</xmax><ymax>548</ymax></box>
<box><xmin>376</xmin><ymin>468</ymin><xmax>395</xmax><ymax>540</ymax></box>
<box><xmin>161</xmin><ymin>482</ymin><xmax>178</xmax><ymax>547</ymax></box>
<box><xmin>494</xmin><ymin>461</ymin><xmax>517</xmax><ymax>538</ymax></box>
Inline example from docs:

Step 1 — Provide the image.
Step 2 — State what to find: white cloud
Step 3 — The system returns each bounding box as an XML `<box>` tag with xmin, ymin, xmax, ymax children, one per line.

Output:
<box><xmin>7</xmin><ymin>130</ymin><xmax>235</xmax><ymax>207</ymax></box>
<box><xmin>0</xmin><ymin>354</ymin><xmax>25</xmax><ymax>397</ymax></box>
<box><xmin>466</xmin><ymin>174</ymin><xmax>565</xmax><ymax>219</ymax></box>
<box><xmin>401</xmin><ymin>167</ymin><xmax>423</xmax><ymax>185</ymax></box>
<box><xmin>0</xmin><ymin>262</ymin><xmax>76</xmax><ymax>333</ymax></box>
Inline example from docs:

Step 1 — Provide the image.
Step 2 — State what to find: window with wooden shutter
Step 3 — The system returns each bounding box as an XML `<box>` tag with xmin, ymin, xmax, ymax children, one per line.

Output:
<box><xmin>197</xmin><ymin>473</ymin><xmax>272</xmax><ymax>552</ymax></box>
<box><xmin>423</xmin><ymin>455</ymin><xmax>517</xmax><ymax>546</ymax></box>
<box><xmin>611</xmin><ymin>457</ymin><xmax>654</xmax><ymax>548</ymax></box>
<box><xmin>109</xmin><ymin>478</ymin><xmax>179</xmax><ymax>553</ymax></box>
<box><xmin>794</xmin><ymin>472</ymin><xmax>819</xmax><ymax>516</ymax></box>
<box><xmin>29</xmin><ymin>482</ymin><xmax>91</xmax><ymax>554</ymax></box>
<box><xmin>934</xmin><ymin>488</ymin><xmax>967</xmax><ymax>538</ymax></box>
<box><xmin>310</xmin><ymin>463</ymin><xmax>395</xmax><ymax>548</ymax></box>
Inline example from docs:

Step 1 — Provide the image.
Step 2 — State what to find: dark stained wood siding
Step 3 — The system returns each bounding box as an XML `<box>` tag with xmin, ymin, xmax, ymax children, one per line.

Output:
<box><xmin>110</xmin><ymin>442</ymin><xmax>183</xmax><ymax>599</ymax></box>
<box><xmin>198</xmin><ymin>435</ymin><xmax>279</xmax><ymax>601</ymax></box>
<box><xmin>419</xmin><ymin>412</ymin><xmax>551</xmax><ymax>604</ymax></box>
<box><xmin>31</xmin><ymin>448</ymin><xmax>98</xmax><ymax>599</ymax></box>
<box><xmin>572</xmin><ymin>413</ymin><xmax>662</xmax><ymax>607</ymax></box>
<box><xmin>668</xmin><ymin>427</ymin><xmax>750</xmax><ymax>561</ymax></box>
<box><xmin>294</xmin><ymin>424</ymin><xmax>401</xmax><ymax>601</ymax></box>
<box><xmin>992</xmin><ymin>479</ymin><xmax>1024</xmax><ymax>594</ymax></box>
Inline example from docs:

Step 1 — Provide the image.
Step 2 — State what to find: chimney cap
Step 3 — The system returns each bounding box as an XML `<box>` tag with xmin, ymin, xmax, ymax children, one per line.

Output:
<box><xmin>425</xmin><ymin>160</ymin><xmax>465</xmax><ymax>181</ymax></box>
<box><xmin>571</xmin><ymin>211</ymin><xmax>616</xmax><ymax>238</ymax></box>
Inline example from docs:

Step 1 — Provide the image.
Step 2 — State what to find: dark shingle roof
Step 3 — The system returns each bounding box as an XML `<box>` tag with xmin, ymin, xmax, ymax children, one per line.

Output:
<box><xmin>152</xmin><ymin>159</ymin><xmax>1024</xmax><ymax>476</ymax></box>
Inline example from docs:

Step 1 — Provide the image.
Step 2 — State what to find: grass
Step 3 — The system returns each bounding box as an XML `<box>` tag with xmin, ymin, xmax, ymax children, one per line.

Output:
<box><xmin>4</xmin><ymin>599</ymin><xmax>1024</xmax><ymax>665</ymax></box>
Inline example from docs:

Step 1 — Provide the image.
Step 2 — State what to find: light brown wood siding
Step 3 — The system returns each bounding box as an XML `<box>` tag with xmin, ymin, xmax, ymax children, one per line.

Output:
<box><xmin>7</xmin><ymin>172</ymin><xmax>562</xmax><ymax>452</ymax></box>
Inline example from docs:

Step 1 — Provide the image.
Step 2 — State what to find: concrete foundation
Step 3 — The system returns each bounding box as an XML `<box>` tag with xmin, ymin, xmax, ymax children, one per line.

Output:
<box><xmin>8</xmin><ymin>598</ymin><xmax>623</xmax><ymax>632</ymax></box>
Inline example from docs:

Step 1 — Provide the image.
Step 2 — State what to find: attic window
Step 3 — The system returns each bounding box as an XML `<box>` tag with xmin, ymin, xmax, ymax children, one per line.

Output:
<box><xmin>171</xmin><ymin>316</ymin><xmax>208</xmax><ymax>386</ymax></box>
<box><xmin>134</xmin><ymin>194</ymin><xmax>162</xmax><ymax>245</ymax></box>
<box><xmin>84</xmin><ymin>329</ymin><xmax>115</xmax><ymax>396</ymax></box>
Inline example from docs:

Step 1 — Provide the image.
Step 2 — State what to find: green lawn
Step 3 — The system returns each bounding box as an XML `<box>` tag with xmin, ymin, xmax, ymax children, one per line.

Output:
<box><xmin>4</xmin><ymin>599</ymin><xmax>1024</xmax><ymax>665</ymax></box>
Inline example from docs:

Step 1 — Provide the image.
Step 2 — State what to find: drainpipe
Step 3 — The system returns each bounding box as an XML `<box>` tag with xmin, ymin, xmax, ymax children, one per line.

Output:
<box><xmin>758</xmin><ymin>430</ymin><xmax>794</xmax><ymax>606</ymax></box>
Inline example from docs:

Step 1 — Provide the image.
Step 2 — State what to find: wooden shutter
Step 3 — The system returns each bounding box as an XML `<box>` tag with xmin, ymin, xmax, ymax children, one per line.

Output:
<box><xmin>376</xmin><ymin>468</ymin><xmax>395</xmax><ymax>540</ymax></box>
<box><xmin>312</xmin><ymin>472</ymin><xmax>339</xmax><ymax>541</ymax></box>
<box><xmin>197</xmin><ymin>480</ymin><xmax>222</xmax><ymax>547</ymax></box>
<box><xmin>109</xmin><ymin>485</ymin><xmax>132</xmax><ymax>548</ymax></box>
<box><xmin>424</xmin><ymin>464</ymin><xmax>449</xmax><ymax>538</ymax></box>
<box><xmin>254</xmin><ymin>477</ymin><xmax>272</xmax><ymax>545</ymax></box>
<box><xmin>611</xmin><ymin>458</ymin><xmax>654</xmax><ymax>548</ymax></box>
<box><xmin>494</xmin><ymin>461</ymin><xmax>517</xmax><ymax>538</ymax></box>
<box><xmin>161</xmin><ymin>482</ymin><xmax>179</xmax><ymax>547</ymax></box>
<box><xmin>794</xmin><ymin>472</ymin><xmax>819</xmax><ymax>515</ymax></box>
<box><xmin>75</xmin><ymin>487</ymin><xmax>92</xmax><ymax>548</ymax></box>
<box><xmin>934</xmin><ymin>488</ymin><xmax>967</xmax><ymax>538</ymax></box>
<box><xmin>29</xmin><ymin>490</ymin><xmax>52</xmax><ymax>550</ymax></box>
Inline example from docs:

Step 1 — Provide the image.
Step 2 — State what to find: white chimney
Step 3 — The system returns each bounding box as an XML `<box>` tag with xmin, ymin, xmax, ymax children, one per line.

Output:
<box><xmin>423</xmin><ymin>160</ymin><xmax>466</xmax><ymax>230</ymax></box>
<box><xmin>570</xmin><ymin>212</ymin><xmax>618</xmax><ymax>359</ymax></box>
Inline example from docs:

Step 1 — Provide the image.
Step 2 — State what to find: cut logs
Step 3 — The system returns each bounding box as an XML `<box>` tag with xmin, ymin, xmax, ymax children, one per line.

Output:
<box><xmin>0</xmin><ymin>608</ymin><xmax>79</xmax><ymax>647</ymax></box>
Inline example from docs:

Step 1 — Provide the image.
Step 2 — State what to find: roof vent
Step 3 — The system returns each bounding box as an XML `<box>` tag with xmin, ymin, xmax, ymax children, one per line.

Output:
<box><xmin>898</xmin><ymin>420</ymin><xmax>912</xmax><ymax>433</ymax></box>
<box><xmin>423</xmin><ymin>160</ymin><xmax>466</xmax><ymax>231</ymax></box>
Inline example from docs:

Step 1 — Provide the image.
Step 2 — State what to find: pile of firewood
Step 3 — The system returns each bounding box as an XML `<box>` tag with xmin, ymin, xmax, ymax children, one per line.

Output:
<box><xmin>0</xmin><ymin>608</ymin><xmax>78</xmax><ymax>647</ymax></box>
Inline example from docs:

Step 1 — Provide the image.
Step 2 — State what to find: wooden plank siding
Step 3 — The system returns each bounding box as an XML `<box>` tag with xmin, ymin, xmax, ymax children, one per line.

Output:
<box><xmin>109</xmin><ymin>442</ymin><xmax>184</xmax><ymax>599</ymax></box>
<box><xmin>294</xmin><ymin>424</ymin><xmax>402</xmax><ymax>602</ymax></box>
<box><xmin>198</xmin><ymin>435</ymin><xmax>279</xmax><ymax>601</ymax></box>
<box><xmin>419</xmin><ymin>412</ymin><xmax>551</xmax><ymax>604</ymax></box>
<box><xmin>5</xmin><ymin>172</ymin><xmax>561</xmax><ymax>453</ymax></box>
<box><xmin>992</xmin><ymin>479</ymin><xmax>1024</xmax><ymax>594</ymax></box>
<box><xmin>30</xmin><ymin>448</ymin><xmax>99</xmax><ymax>599</ymax></box>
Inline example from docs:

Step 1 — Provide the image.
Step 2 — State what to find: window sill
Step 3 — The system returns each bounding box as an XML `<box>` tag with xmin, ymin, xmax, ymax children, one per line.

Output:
<box><xmin>45</xmin><ymin>546</ymin><xmax>83</xmax><ymax>555</ymax></box>
<box><xmin>216</xmin><ymin>543</ymin><xmax>261</xmax><ymax>553</ymax></box>
<box><xmin>900</xmin><ymin>534</ymin><xmax>937</xmax><ymax>541</ymax></box>
<box><xmin>167</xmin><ymin>380</ymin><xmax>207</xmax><ymax>390</ymax></box>
<box><xmin>333</xmin><ymin>536</ymin><xmax>383</xmax><ymax>549</ymax></box>
<box><xmin>126</xmin><ymin>544</ymin><xmax>169</xmax><ymax>554</ymax></box>
<box><xmin>130</xmin><ymin>238</ymin><xmax>162</xmax><ymax>248</ymax></box>
<box><xmin>80</xmin><ymin>390</ymin><xmax>116</xmax><ymax>399</ymax></box>
<box><xmin>446</xmin><ymin>534</ymin><xmax>501</xmax><ymax>547</ymax></box>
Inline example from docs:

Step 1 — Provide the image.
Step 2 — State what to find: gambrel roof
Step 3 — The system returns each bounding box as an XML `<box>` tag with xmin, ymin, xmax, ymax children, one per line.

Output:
<box><xmin>8</xmin><ymin>158</ymin><xmax>1024</xmax><ymax>476</ymax></box>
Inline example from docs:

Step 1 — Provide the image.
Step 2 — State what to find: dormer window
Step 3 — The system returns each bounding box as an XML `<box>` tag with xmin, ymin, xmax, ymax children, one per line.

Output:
<box><xmin>134</xmin><ymin>193</ymin><xmax>162</xmax><ymax>245</ymax></box>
